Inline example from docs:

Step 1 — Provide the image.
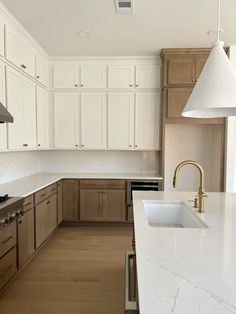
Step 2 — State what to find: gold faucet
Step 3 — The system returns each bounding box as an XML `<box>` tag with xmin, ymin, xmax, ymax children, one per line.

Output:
<box><xmin>173</xmin><ymin>160</ymin><xmax>207</xmax><ymax>213</ymax></box>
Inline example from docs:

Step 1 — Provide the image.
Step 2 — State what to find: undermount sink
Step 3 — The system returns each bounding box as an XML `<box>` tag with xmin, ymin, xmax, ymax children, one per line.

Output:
<box><xmin>143</xmin><ymin>200</ymin><xmax>208</xmax><ymax>229</ymax></box>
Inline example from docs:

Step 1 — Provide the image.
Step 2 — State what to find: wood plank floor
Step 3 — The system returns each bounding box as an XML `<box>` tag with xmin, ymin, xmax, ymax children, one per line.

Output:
<box><xmin>0</xmin><ymin>226</ymin><xmax>133</xmax><ymax>314</ymax></box>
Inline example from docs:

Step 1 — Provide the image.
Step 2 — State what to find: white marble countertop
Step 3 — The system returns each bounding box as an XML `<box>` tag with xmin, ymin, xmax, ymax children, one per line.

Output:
<box><xmin>133</xmin><ymin>191</ymin><xmax>236</xmax><ymax>314</ymax></box>
<box><xmin>0</xmin><ymin>172</ymin><xmax>163</xmax><ymax>197</ymax></box>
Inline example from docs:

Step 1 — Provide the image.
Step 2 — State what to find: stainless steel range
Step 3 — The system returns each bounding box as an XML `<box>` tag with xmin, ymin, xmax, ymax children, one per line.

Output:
<box><xmin>0</xmin><ymin>195</ymin><xmax>24</xmax><ymax>228</ymax></box>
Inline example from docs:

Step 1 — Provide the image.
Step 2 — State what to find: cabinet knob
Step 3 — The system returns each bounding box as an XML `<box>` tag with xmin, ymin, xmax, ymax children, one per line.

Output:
<box><xmin>136</xmin><ymin>84</ymin><xmax>138</xmax><ymax>87</ymax></box>
<box><xmin>36</xmin><ymin>75</ymin><xmax>40</xmax><ymax>79</ymax></box>
<box><xmin>81</xmin><ymin>144</ymin><xmax>84</xmax><ymax>147</ymax></box>
<box><xmin>81</xmin><ymin>84</ymin><xmax>84</xmax><ymax>87</ymax></box>
<box><xmin>75</xmin><ymin>84</ymin><xmax>78</xmax><ymax>87</ymax></box>
<box><xmin>75</xmin><ymin>144</ymin><xmax>79</xmax><ymax>147</ymax></box>
<box><xmin>129</xmin><ymin>144</ymin><xmax>132</xmax><ymax>147</ymax></box>
<box><xmin>23</xmin><ymin>144</ymin><xmax>28</xmax><ymax>147</ymax></box>
<box><xmin>135</xmin><ymin>145</ymin><xmax>138</xmax><ymax>148</ymax></box>
<box><xmin>21</xmin><ymin>64</ymin><xmax>26</xmax><ymax>69</ymax></box>
<box><xmin>129</xmin><ymin>84</ymin><xmax>133</xmax><ymax>87</ymax></box>
<box><xmin>192</xmin><ymin>78</ymin><xmax>196</xmax><ymax>82</ymax></box>
<box><xmin>38</xmin><ymin>144</ymin><xmax>41</xmax><ymax>147</ymax></box>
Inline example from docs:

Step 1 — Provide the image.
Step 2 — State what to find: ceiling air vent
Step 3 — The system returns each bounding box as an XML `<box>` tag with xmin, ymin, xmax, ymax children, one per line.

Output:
<box><xmin>115</xmin><ymin>0</ymin><xmax>134</xmax><ymax>15</ymax></box>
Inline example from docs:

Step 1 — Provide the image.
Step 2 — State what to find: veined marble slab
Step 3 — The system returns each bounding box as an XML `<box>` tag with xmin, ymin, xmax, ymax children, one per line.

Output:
<box><xmin>133</xmin><ymin>191</ymin><xmax>236</xmax><ymax>314</ymax></box>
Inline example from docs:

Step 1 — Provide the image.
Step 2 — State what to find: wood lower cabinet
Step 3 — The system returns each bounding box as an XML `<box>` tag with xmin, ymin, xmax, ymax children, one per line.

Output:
<box><xmin>35</xmin><ymin>193</ymin><xmax>58</xmax><ymax>249</ymax></box>
<box><xmin>62</xmin><ymin>180</ymin><xmax>79</xmax><ymax>221</ymax></box>
<box><xmin>57</xmin><ymin>180</ymin><xmax>63</xmax><ymax>224</ymax></box>
<box><xmin>0</xmin><ymin>246</ymin><xmax>17</xmax><ymax>290</ymax></box>
<box><xmin>17</xmin><ymin>208</ymin><xmax>34</xmax><ymax>268</ymax></box>
<box><xmin>80</xmin><ymin>180</ymin><xmax>126</xmax><ymax>222</ymax></box>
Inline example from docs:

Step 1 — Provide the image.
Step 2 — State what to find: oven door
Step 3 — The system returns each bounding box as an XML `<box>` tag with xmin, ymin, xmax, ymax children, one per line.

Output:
<box><xmin>125</xmin><ymin>251</ymin><xmax>139</xmax><ymax>313</ymax></box>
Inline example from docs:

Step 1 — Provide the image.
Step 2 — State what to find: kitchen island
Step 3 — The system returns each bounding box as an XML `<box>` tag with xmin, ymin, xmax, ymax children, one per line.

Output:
<box><xmin>133</xmin><ymin>191</ymin><xmax>236</xmax><ymax>314</ymax></box>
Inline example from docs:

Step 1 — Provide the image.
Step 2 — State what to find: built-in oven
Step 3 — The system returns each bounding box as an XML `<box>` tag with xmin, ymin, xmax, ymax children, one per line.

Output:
<box><xmin>125</xmin><ymin>250</ymin><xmax>139</xmax><ymax>313</ymax></box>
<box><xmin>127</xmin><ymin>180</ymin><xmax>162</xmax><ymax>206</ymax></box>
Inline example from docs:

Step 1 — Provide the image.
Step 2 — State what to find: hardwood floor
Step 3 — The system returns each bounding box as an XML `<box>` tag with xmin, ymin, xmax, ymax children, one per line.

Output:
<box><xmin>0</xmin><ymin>226</ymin><xmax>133</xmax><ymax>314</ymax></box>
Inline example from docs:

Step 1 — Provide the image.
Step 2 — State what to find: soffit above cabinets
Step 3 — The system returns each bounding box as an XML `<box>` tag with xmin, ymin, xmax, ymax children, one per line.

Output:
<box><xmin>1</xmin><ymin>0</ymin><xmax>236</xmax><ymax>56</ymax></box>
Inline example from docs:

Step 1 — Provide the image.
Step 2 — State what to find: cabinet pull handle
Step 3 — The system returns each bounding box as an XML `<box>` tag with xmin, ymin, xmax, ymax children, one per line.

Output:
<box><xmin>51</xmin><ymin>188</ymin><xmax>56</xmax><ymax>192</ymax></box>
<box><xmin>46</xmin><ymin>200</ymin><xmax>50</xmax><ymax>205</ymax></box>
<box><xmin>23</xmin><ymin>144</ymin><xmax>28</xmax><ymax>147</ymax></box>
<box><xmin>39</xmin><ymin>193</ymin><xmax>46</xmax><ymax>198</ymax></box>
<box><xmin>24</xmin><ymin>201</ymin><xmax>32</xmax><ymax>207</ymax></box>
<box><xmin>18</xmin><ymin>220</ymin><xmax>23</xmax><ymax>224</ymax></box>
<box><xmin>21</xmin><ymin>64</ymin><xmax>26</xmax><ymax>69</ymax></box>
<box><xmin>1</xmin><ymin>235</ymin><xmax>13</xmax><ymax>244</ymax></box>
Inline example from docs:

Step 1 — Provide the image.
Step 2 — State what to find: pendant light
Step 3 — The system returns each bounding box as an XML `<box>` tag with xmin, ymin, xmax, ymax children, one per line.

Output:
<box><xmin>182</xmin><ymin>0</ymin><xmax>236</xmax><ymax>118</ymax></box>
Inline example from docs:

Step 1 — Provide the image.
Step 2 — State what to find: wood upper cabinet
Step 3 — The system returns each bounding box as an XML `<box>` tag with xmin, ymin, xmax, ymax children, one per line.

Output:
<box><xmin>53</xmin><ymin>65</ymin><xmax>79</xmax><ymax>89</ymax></box>
<box><xmin>108</xmin><ymin>93</ymin><xmax>134</xmax><ymax>149</ymax></box>
<box><xmin>80</xmin><ymin>65</ymin><xmax>106</xmax><ymax>88</ymax></box>
<box><xmin>165</xmin><ymin>87</ymin><xmax>193</xmax><ymax>119</ymax></box>
<box><xmin>62</xmin><ymin>180</ymin><xmax>79</xmax><ymax>221</ymax></box>
<box><xmin>81</xmin><ymin>93</ymin><xmax>107</xmax><ymax>149</ymax></box>
<box><xmin>108</xmin><ymin>65</ymin><xmax>134</xmax><ymax>88</ymax></box>
<box><xmin>162</xmin><ymin>50</ymin><xmax>210</xmax><ymax>87</ymax></box>
<box><xmin>0</xmin><ymin>60</ymin><xmax>7</xmax><ymax>150</ymax></box>
<box><xmin>135</xmin><ymin>92</ymin><xmax>161</xmax><ymax>150</ymax></box>
<box><xmin>17</xmin><ymin>208</ymin><xmax>34</xmax><ymax>268</ymax></box>
<box><xmin>5</xmin><ymin>24</ymin><xmax>35</xmax><ymax>78</ymax></box>
<box><xmin>36</xmin><ymin>55</ymin><xmax>49</xmax><ymax>87</ymax></box>
<box><xmin>53</xmin><ymin>93</ymin><xmax>79</xmax><ymax>149</ymax></box>
<box><xmin>7</xmin><ymin>67</ymin><xmax>36</xmax><ymax>150</ymax></box>
<box><xmin>36</xmin><ymin>86</ymin><xmax>50</xmax><ymax>149</ymax></box>
<box><xmin>135</xmin><ymin>65</ymin><xmax>160</xmax><ymax>89</ymax></box>
<box><xmin>57</xmin><ymin>181</ymin><xmax>63</xmax><ymax>224</ymax></box>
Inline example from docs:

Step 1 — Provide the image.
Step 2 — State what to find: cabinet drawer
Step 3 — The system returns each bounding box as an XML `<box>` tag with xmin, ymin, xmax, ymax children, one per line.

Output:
<box><xmin>0</xmin><ymin>246</ymin><xmax>17</xmax><ymax>290</ymax></box>
<box><xmin>80</xmin><ymin>179</ymin><xmax>126</xmax><ymax>189</ymax></box>
<box><xmin>0</xmin><ymin>221</ymin><xmax>17</xmax><ymax>258</ymax></box>
<box><xmin>35</xmin><ymin>183</ymin><xmax>57</xmax><ymax>204</ymax></box>
<box><xmin>23</xmin><ymin>195</ymin><xmax>34</xmax><ymax>212</ymax></box>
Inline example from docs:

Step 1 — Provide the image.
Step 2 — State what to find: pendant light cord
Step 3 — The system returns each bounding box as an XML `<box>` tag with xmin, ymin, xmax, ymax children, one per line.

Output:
<box><xmin>217</xmin><ymin>0</ymin><xmax>221</xmax><ymax>42</ymax></box>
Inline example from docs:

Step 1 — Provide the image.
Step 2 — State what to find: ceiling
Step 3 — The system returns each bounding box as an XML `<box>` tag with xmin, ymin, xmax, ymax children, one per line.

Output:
<box><xmin>1</xmin><ymin>0</ymin><xmax>236</xmax><ymax>56</ymax></box>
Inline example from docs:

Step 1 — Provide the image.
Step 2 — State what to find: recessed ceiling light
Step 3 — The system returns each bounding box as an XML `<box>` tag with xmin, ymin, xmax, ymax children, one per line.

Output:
<box><xmin>76</xmin><ymin>30</ymin><xmax>91</xmax><ymax>38</ymax></box>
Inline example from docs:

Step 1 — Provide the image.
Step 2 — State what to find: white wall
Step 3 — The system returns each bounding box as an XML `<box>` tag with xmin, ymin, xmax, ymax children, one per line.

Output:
<box><xmin>0</xmin><ymin>151</ymin><xmax>41</xmax><ymax>184</ymax></box>
<box><xmin>164</xmin><ymin>124</ymin><xmax>223</xmax><ymax>192</ymax></box>
<box><xmin>40</xmin><ymin>151</ymin><xmax>159</xmax><ymax>174</ymax></box>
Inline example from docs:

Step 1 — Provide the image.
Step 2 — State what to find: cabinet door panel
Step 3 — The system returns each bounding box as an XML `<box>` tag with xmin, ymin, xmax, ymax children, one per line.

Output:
<box><xmin>81</xmin><ymin>93</ymin><xmax>107</xmax><ymax>149</ymax></box>
<box><xmin>108</xmin><ymin>65</ymin><xmax>134</xmax><ymax>88</ymax></box>
<box><xmin>195</xmin><ymin>54</ymin><xmax>209</xmax><ymax>80</ymax></box>
<box><xmin>108</xmin><ymin>93</ymin><xmax>134</xmax><ymax>149</ymax></box>
<box><xmin>24</xmin><ymin>79</ymin><xmax>36</xmax><ymax>149</ymax></box>
<box><xmin>57</xmin><ymin>181</ymin><xmax>63</xmax><ymax>224</ymax></box>
<box><xmin>62</xmin><ymin>180</ymin><xmax>79</xmax><ymax>221</ymax></box>
<box><xmin>36</xmin><ymin>86</ymin><xmax>50</xmax><ymax>149</ymax></box>
<box><xmin>167</xmin><ymin>55</ymin><xmax>195</xmax><ymax>85</ymax></box>
<box><xmin>35</xmin><ymin>200</ymin><xmax>48</xmax><ymax>249</ymax></box>
<box><xmin>21</xmin><ymin>40</ymin><xmax>35</xmax><ymax>78</ymax></box>
<box><xmin>135</xmin><ymin>65</ymin><xmax>160</xmax><ymax>89</ymax></box>
<box><xmin>5</xmin><ymin>25</ymin><xmax>22</xmax><ymax>70</ymax></box>
<box><xmin>80</xmin><ymin>189</ymin><xmax>101</xmax><ymax>221</ymax></box>
<box><xmin>6</xmin><ymin>68</ymin><xmax>24</xmax><ymax>149</ymax></box>
<box><xmin>102</xmin><ymin>190</ymin><xmax>126</xmax><ymax>222</ymax></box>
<box><xmin>47</xmin><ymin>194</ymin><xmax>57</xmax><ymax>236</ymax></box>
<box><xmin>0</xmin><ymin>60</ymin><xmax>7</xmax><ymax>150</ymax></box>
<box><xmin>53</xmin><ymin>66</ymin><xmax>78</xmax><ymax>89</ymax></box>
<box><xmin>135</xmin><ymin>92</ymin><xmax>161</xmax><ymax>150</ymax></box>
<box><xmin>166</xmin><ymin>88</ymin><xmax>192</xmax><ymax>118</ymax></box>
<box><xmin>36</xmin><ymin>55</ymin><xmax>49</xmax><ymax>87</ymax></box>
<box><xmin>81</xmin><ymin>65</ymin><xmax>106</xmax><ymax>88</ymax></box>
<box><xmin>18</xmin><ymin>209</ymin><xmax>34</xmax><ymax>268</ymax></box>
<box><xmin>54</xmin><ymin>93</ymin><xmax>79</xmax><ymax>149</ymax></box>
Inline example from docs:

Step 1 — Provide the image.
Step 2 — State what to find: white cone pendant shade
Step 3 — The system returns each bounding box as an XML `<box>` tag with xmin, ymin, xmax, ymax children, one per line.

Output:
<box><xmin>182</xmin><ymin>41</ymin><xmax>236</xmax><ymax>118</ymax></box>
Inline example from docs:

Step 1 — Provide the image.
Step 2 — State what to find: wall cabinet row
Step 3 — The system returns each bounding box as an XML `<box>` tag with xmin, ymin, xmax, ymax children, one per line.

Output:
<box><xmin>53</xmin><ymin>92</ymin><xmax>161</xmax><ymax>150</ymax></box>
<box><xmin>5</xmin><ymin>24</ymin><xmax>48</xmax><ymax>87</ymax></box>
<box><xmin>53</xmin><ymin>64</ymin><xmax>160</xmax><ymax>89</ymax></box>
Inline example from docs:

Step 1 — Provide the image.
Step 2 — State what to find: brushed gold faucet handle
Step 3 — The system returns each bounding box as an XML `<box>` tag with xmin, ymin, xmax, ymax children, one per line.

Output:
<box><xmin>194</xmin><ymin>197</ymin><xmax>198</xmax><ymax>208</ymax></box>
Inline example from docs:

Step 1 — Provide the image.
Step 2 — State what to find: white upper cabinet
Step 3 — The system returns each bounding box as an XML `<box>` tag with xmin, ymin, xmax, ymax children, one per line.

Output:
<box><xmin>36</xmin><ymin>86</ymin><xmax>50</xmax><ymax>149</ymax></box>
<box><xmin>0</xmin><ymin>19</ymin><xmax>5</xmax><ymax>57</ymax></box>
<box><xmin>135</xmin><ymin>65</ymin><xmax>160</xmax><ymax>89</ymax></box>
<box><xmin>54</xmin><ymin>93</ymin><xmax>79</xmax><ymax>149</ymax></box>
<box><xmin>80</xmin><ymin>65</ymin><xmax>107</xmax><ymax>88</ymax></box>
<box><xmin>7</xmin><ymin>67</ymin><xmax>36</xmax><ymax>150</ymax></box>
<box><xmin>53</xmin><ymin>65</ymin><xmax>79</xmax><ymax>89</ymax></box>
<box><xmin>5</xmin><ymin>25</ymin><xmax>35</xmax><ymax>78</ymax></box>
<box><xmin>108</xmin><ymin>65</ymin><xmax>134</xmax><ymax>89</ymax></box>
<box><xmin>81</xmin><ymin>93</ymin><xmax>107</xmax><ymax>149</ymax></box>
<box><xmin>0</xmin><ymin>60</ymin><xmax>7</xmax><ymax>150</ymax></box>
<box><xmin>108</xmin><ymin>93</ymin><xmax>134</xmax><ymax>149</ymax></box>
<box><xmin>36</xmin><ymin>55</ymin><xmax>49</xmax><ymax>87</ymax></box>
<box><xmin>135</xmin><ymin>92</ymin><xmax>161</xmax><ymax>150</ymax></box>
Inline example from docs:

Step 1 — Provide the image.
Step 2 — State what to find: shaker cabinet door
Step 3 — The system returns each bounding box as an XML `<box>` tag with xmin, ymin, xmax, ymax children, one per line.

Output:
<box><xmin>108</xmin><ymin>65</ymin><xmax>134</xmax><ymax>88</ymax></box>
<box><xmin>36</xmin><ymin>86</ymin><xmax>50</xmax><ymax>149</ymax></box>
<box><xmin>53</xmin><ymin>65</ymin><xmax>78</xmax><ymax>89</ymax></box>
<box><xmin>135</xmin><ymin>65</ymin><xmax>160</xmax><ymax>89</ymax></box>
<box><xmin>80</xmin><ymin>65</ymin><xmax>106</xmax><ymax>88</ymax></box>
<box><xmin>167</xmin><ymin>55</ymin><xmax>195</xmax><ymax>85</ymax></box>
